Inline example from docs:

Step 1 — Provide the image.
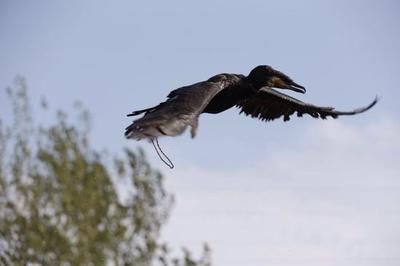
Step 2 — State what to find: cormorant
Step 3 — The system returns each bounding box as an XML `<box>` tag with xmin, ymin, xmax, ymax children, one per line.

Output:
<box><xmin>125</xmin><ymin>65</ymin><xmax>378</xmax><ymax>167</ymax></box>
<box><xmin>126</xmin><ymin>65</ymin><xmax>377</xmax><ymax>140</ymax></box>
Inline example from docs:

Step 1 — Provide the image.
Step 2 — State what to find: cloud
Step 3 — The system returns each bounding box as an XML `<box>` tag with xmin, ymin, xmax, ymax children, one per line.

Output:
<box><xmin>163</xmin><ymin>116</ymin><xmax>400</xmax><ymax>266</ymax></box>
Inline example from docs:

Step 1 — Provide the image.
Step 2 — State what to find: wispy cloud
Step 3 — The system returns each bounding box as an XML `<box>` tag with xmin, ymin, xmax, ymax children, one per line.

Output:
<box><xmin>164</xmin><ymin>116</ymin><xmax>400</xmax><ymax>266</ymax></box>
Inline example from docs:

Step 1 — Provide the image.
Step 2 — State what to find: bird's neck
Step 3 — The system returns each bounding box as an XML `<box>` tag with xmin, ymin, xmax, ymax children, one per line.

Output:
<box><xmin>244</xmin><ymin>76</ymin><xmax>264</xmax><ymax>91</ymax></box>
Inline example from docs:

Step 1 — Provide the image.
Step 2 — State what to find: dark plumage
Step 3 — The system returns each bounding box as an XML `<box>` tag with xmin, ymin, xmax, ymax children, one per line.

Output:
<box><xmin>125</xmin><ymin>65</ymin><xmax>378</xmax><ymax>140</ymax></box>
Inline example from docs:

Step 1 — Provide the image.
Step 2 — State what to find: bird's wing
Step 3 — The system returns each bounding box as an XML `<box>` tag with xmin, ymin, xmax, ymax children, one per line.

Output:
<box><xmin>125</xmin><ymin>74</ymin><xmax>239</xmax><ymax>140</ymax></box>
<box><xmin>236</xmin><ymin>87</ymin><xmax>378</xmax><ymax>122</ymax></box>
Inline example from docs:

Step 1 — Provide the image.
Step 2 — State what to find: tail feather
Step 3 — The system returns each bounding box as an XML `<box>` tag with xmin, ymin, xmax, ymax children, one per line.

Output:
<box><xmin>127</xmin><ymin>107</ymin><xmax>155</xmax><ymax>117</ymax></box>
<box><xmin>125</xmin><ymin>115</ymin><xmax>191</xmax><ymax>140</ymax></box>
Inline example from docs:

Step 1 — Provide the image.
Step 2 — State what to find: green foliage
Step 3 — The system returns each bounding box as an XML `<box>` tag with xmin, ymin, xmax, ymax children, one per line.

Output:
<box><xmin>0</xmin><ymin>77</ymin><xmax>211</xmax><ymax>266</ymax></box>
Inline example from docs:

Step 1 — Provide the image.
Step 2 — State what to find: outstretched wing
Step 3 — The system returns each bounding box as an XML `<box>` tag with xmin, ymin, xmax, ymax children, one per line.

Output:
<box><xmin>237</xmin><ymin>87</ymin><xmax>378</xmax><ymax>122</ymax></box>
<box><xmin>125</xmin><ymin>74</ymin><xmax>240</xmax><ymax>140</ymax></box>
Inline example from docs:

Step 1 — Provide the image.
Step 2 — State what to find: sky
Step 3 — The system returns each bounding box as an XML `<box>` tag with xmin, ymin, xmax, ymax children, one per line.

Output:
<box><xmin>0</xmin><ymin>1</ymin><xmax>399</xmax><ymax>265</ymax></box>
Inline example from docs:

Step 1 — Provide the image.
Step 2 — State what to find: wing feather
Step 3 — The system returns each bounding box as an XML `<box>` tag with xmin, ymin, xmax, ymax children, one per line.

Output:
<box><xmin>237</xmin><ymin>87</ymin><xmax>378</xmax><ymax>122</ymax></box>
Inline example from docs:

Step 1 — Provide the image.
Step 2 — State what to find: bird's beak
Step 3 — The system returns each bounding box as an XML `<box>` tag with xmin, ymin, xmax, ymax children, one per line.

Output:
<box><xmin>283</xmin><ymin>81</ymin><xmax>306</xmax><ymax>94</ymax></box>
<box><xmin>272</xmin><ymin>77</ymin><xmax>306</xmax><ymax>94</ymax></box>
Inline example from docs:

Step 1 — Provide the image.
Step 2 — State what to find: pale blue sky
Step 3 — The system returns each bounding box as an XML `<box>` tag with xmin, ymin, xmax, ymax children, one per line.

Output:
<box><xmin>1</xmin><ymin>1</ymin><xmax>399</xmax><ymax>265</ymax></box>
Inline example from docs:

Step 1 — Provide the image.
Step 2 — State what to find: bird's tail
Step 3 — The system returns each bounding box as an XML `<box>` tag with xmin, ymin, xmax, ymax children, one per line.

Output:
<box><xmin>124</xmin><ymin>120</ymin><xmax>161</xmax><ymax>140</ymax></box>
<box><xmin>125</xmin><ymin>99</ymin><xmax>197</xmax><ymax>141</ymax></box>
<box><xmin>125</xmin><ymin>114</ymin><xmax>191</xmax><ymax>141</ymax></box>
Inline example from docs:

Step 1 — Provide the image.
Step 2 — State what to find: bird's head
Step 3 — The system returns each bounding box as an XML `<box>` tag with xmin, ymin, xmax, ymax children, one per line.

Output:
<box><xmin>247</xmin><ymin>65</ymin><xmax>306</xmax><ymax>94</ymax></box>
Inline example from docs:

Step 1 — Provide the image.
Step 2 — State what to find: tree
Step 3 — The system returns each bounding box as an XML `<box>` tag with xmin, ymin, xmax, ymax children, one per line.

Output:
<box><xmin>0</xmin><ymin>77</ymin><xmax>210</xmax><ymax>266</ymax></box>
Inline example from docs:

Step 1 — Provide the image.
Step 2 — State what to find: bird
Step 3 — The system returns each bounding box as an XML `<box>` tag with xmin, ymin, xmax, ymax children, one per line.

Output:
<box><xmin>126</xmin><ymin>65</ymin><xmax>377</xmax><ymax>139</ymax></box>
<box><xmin>125</xmin><ymin>65</ymin><xmax>378</xmax><ymax>167</ymax></box>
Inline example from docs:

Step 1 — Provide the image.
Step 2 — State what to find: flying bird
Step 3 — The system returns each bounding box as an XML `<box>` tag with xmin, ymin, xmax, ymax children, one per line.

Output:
<box><xmin>125</xmin><ymin>65</ymin><xmax>378</xmax><ymax>167</ymax></box>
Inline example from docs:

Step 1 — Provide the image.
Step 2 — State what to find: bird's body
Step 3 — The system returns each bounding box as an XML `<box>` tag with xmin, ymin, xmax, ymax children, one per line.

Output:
<box><xmin>202</xmin><ymin>74</ymin><xmax>251</xmax><ymax>114</ymax></box>
<box><xmin>125</xmin><ymin>65</ymin><xmax>377</xmax><ymax>141</ymax></box>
